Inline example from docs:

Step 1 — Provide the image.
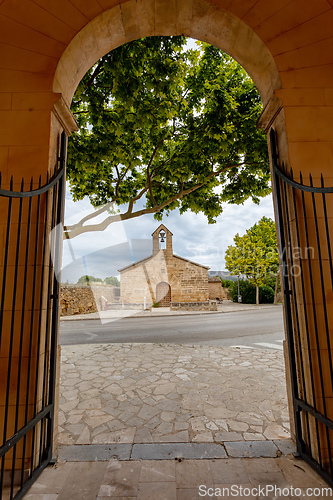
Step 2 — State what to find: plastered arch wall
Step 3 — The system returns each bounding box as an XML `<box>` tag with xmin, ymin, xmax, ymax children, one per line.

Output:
<box><xmin>53</xmin><ymin>0</ymin><xmax>281</xmax><ymax>109</ymax></box>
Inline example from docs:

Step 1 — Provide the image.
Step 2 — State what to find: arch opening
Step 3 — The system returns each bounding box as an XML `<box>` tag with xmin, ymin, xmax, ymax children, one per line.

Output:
<box><xmin>156</xmin><ymin>281</ymin><xmax>171</xmax><ymax>306</ymax></box>
<box><xmin>53</xmin><ymin>0</ymin><xmax>281</xmax><ymax>110</ymax></box>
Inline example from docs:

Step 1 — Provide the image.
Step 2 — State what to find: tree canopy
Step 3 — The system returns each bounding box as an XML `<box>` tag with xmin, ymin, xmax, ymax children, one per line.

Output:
<box><xmin>224</xmin><ymin>216</ymin><xmax>279</xmax><ymax>304</ymax></box>
<box><xmin>104</xmin><ymin>276</ymin><xmax>120</xmax><ymax>287</ymax></box>
<box><xmin>77</xmin><ymin>275</ymin><xmax>103</xmax><ymax>284</ymax></box>
<box><xmin>66</xmin><ymin>36</ymin><xmax>271</xmax><ymax>238</ymax></box>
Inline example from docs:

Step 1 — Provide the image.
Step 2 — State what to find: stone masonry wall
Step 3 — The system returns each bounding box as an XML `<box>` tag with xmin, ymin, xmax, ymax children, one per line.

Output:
<box><xmin>60</xmin><ymin>284</ymin><xmax>119</xmax><ymax>316</ymax></box>
<box><xmin>120</xmin><ymin>250</ymin><xmax>209</xmax><ymax>305</ymax></box>
<box><xmin>171</xmin><ymin>301</ymin><xmax>217</xmax><ymax>311</ymax></box>
<box><xmin>208</xmin><ymin>280</ymin><xmax>228</xmax><ymax>300</ymax></box>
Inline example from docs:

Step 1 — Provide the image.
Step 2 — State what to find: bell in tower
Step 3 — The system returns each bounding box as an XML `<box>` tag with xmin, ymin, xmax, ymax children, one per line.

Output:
<box><xmin>152</xmin><ymin>225</ymin><xmax>173</xmax><ymax>256</ymax></box>
<box><xmin>159</xmin><ymin>230</ymin><xmax>166</xmax><ymax>249</ymax></box>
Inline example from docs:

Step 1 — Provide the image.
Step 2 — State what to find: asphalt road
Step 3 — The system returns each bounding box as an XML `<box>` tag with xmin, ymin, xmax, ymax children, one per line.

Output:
<box><xmin>59</xmin><ymin>306</ymin><xmax>285</xmax><ymax>350</ymax></box>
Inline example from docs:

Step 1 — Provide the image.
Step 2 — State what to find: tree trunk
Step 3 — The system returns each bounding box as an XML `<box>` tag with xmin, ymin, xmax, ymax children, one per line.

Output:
<box><xmin>256</xmin><ymin>284</ymin><xmax>259</xmax><ymax>305</ymax></box>
<box><xmin>274</xmin><ymin>271</ymin><xmax>280</xmax><ymax>305</ymax></box>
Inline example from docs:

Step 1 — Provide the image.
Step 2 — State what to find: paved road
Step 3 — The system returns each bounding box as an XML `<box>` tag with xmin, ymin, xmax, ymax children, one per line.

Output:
<box><xmin>59</xmin><ymin>306</ymin><xmax>285</xmax><ymax>350</ymax></box>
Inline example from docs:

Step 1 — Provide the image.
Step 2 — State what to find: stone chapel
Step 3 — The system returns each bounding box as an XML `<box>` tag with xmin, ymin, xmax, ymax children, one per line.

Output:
<box><xmin>119</xmin><ymin>225</ymin><xmax>211</xmax><ymax>309</ymax></box>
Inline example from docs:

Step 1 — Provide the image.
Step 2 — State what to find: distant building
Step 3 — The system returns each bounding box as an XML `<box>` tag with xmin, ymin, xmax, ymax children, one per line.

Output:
<box><xmin>208</xmin><ymin>277</ymin><xmax>228</xmax><ymax>301</ymax></box>
<box><xmin>118</xmin><ymin>225</ymin><xmax>213</xmax><ymax>309</ymax></box>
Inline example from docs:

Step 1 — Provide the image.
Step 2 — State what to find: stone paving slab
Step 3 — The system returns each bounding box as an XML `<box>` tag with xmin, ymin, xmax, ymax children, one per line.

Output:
<box><xmin>59</xmin><ymin>444</ymin><xmax>132</xmax><ymax>461</ymax></box>
<box><xmin>224</xmin><ymin>440</ymin><xmax>279</xmax><ymax>458</ymax></box>
<box><xmin>131</xmin><ymin>443</ymin><xmax>227</xmax><ymax>460</ymax></box>
<box><xmin>59</xmin><ymin>342</ymin><xmax>290</xmax><ymax>447</ymax></box>
<box><xmin>27</xmin><ymin>455</ymin><xmax>331</xmax><ymax>500</ymax></box>
<box><xmin>58</xmin><ymin>439</ymin><xmax>296</xmax><ymax>462</ymax></box>
<box><xmin>273</xmin><ymin>439</ymin><xmax>297</xmax><ymax>456</ymax></box>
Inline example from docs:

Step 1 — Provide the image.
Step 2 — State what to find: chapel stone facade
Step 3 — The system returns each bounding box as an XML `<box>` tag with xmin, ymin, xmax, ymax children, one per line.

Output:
<box><xmin>119</xmin><ymin>225</ymin><xmax>210</xmax><ymax>308</ymax></box>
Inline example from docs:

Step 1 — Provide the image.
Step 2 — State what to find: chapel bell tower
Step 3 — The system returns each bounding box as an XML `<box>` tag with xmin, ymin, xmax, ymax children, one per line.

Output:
<box><xmin>152</xmin><ymin>225</ymin><xmax>173</xmax><ymax>256</ymax></box>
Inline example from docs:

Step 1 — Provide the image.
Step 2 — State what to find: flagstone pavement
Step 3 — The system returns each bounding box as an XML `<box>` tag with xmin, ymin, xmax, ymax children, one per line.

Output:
<box><xmin>58</xmin><ymin>343</ymin><xmax>290</xmax><ymax>447</ymax></box>
<box><xmin>24</xmin><ymin>342</ymin><xmax>333</xmax><ymax>499</ymax></box>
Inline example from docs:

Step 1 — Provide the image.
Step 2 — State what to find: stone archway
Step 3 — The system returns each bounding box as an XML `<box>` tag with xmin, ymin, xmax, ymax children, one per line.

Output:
<box><xmin>1</xmin><ymin>0</ymin><xmax>333</xmax><ymax>492</ymax></box>
<box><xmin>53</xmin><ymin>0</ymin><xmax>281</xmax><ymax>108</ymax></box>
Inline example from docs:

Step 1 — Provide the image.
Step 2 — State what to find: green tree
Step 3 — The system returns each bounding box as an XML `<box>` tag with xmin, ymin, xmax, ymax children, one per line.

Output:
<box><xmin>225</xmin><ymin>216</ymin><xmax>279</xmax><ymax>305</ymax></box>
<box><xmin>65</xmin><ymin>36</ymin><xmax>270</xmax><ymax>238</ymax></box>
<box><xmin>104</xmin><ymin>276</ymin><xmax>120</xmax><ymax>287</ymax></box>
<box><xmin>77</xmin><ymin>275</ymin><xmax>103</xmax><ymax>285</ymax></box>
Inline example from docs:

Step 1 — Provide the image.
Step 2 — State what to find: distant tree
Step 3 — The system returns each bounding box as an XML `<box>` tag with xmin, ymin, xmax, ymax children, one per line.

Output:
<box><xmin>225</xmin><ymin>216</ymin><xmax>279</xmax><ymax>305</ymax></box>
<box><xmin>65</xmin><ymin>36</ymin><xmax>270</xmax><ymax>239</ymax></box>
<box><xmin>77</xmin><ymin>275</ymin><xmax>103</xmax><ymax>285</ymax></box>
<box><xmin>104</xmin><ymin>276</ymin><xmax>120</xmax><ymax>287</ymax></box>
<box><xmin>220</xmin><ymin>278</ymin><xmax>234</xmax><ymax>289</ymax></box>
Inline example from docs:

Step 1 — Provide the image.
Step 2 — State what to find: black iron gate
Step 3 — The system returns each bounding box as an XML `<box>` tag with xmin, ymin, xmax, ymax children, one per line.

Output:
<box><xmin>271</xmin><ymin>129</ymin><xmax>333</xmax><ymax>485</ymax></box>
<box><xmin>0</xmin><ymin>132</ymin><xmax>66</xmax><ymax>499</ymax></box>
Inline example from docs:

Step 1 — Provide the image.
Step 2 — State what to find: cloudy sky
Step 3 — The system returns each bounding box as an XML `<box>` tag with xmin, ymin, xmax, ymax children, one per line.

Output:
<box><xmin>61</xmin><ymin>186</ymin><xmax>275</xmax><ymax>284</ymax></box>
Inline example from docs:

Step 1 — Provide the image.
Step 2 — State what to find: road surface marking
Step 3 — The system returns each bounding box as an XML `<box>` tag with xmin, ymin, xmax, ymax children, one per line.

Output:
<box><xmin>254</xmin><ymin>342</ymin><xmax>283</xmax><ymax>351</ymax></box>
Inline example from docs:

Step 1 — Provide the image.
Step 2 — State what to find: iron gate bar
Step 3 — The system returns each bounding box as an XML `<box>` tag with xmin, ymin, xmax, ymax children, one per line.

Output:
<box><xmin>295</xmin><ymin>399</ymin><xmax>333</xmax><ymax>431</ymax></box>
<box><xmin>0</xmin><ymin>177</ymin><xmax>13</xmax><ymax>349</ymax></box>
<box><xmin>0</xmin><ymin>131</ymin><xmax>67</xmax><ymax>500</ymax></box>
<box><xmin>279</xmin><ymin>168</ymin><xmax>313</xmax><ymax>459</ymax></box>
<box><xmin>271</xmin><ymin>167</ymin><xmax>333</xmax><ymax>194</ymax></box>
<box><xmin>290</xmin><ymin>171</ymin><xmax>324</xmax><ymax>470</ymax></box>
<box><xmin>299</xmin><ymin>169</ymin><xmax>331</xmax><ymax>472</ymax></box>
<box><xmin>0</xmin><ymin>406</ymin><xmax>53</xmax><ymax>458</ymax></box>
<box><xmin>310</xmin><ymin>174</ymin><xmax>333</xmax><ymax>389</ymax></box>
<box><xmin>40</xmin><ymin>171</ymin><xmax>53</xmax><ymax>468</ymax></box>
<box><xmin>0</xmin><ymin>168</ymin><xmax>65</xmax><ymax>198</ymax></box>
<box><xmin>5</xmin><ymin>180</ymin><xmax>24</xmax><ymax>500</ymax></box>
<box><xmin>28</xmin><ymin>176</ymin><xmax>44</xmax><ymax>488</ymax></box>
<box><xmin>48</xmin><ymin>130</ymin><xmax>66</xmax><ymax>466</ymax></box>
<box><xmin>13</xmin><ymin>179</ymin><xmax>33</xmax><ymax>494</ymax></box>
<box><xmin>321</xmin><ymin>175</ymin><xmax>333</xmax><ymax>290</ymax></box>
<box><xmin>271</xmin><ymin>128</ymin><xmax>333</xmax><ymax>486</ymax></box>
<box><xmin>270</xmin><ymin>129</ymin><xmax>303</xmax><ymax>455</ymax></box>
<box><xmin>290</xmin><ymin>169</ymin><xmax>321</xmax><ymax>464</ymax></box>
<box><xmin>0</xmin><ymin>177</ymin><xmax>13</xmax><ymax>497</ymax></box>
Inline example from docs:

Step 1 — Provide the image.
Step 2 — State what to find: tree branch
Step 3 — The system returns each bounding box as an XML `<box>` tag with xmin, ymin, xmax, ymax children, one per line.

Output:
<box><xmin>85</xmin><ymin>60</ymin><xmax>105</xmax><ymax>89</ymax></box>
<box><xmin>64</xmin><ymin>166</ymin><xmax>231</xmax><ymax>239</ymax></box>
<box><xmin>64</xmin><ymin>160</ymin><xmax>264</xmax><ymax>239</ymax></box>
<box><xmin>146</xmin><ymin>137</ymin><xmax>165</xmax><ymax>206</ymax></box>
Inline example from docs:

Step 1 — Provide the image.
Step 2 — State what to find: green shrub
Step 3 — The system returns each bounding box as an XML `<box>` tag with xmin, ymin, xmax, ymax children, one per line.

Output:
<box><xmin>229</xmin><ymin>280</ymin><xmax>275</xmax><ymax>304</ymax></box>
<box><xmin>221</xmin><ymin>279</ymin><xmax>234</xmax><ymax>288</ymax></box>
<box><xmin>259</xmin><ymin>285</ymin><xmax>275</xmax><ymax>303</ymax></box>
<box><xmin>229</xmin><ymin>280</ymin><xmax>256</xmax><ymax>304</ymax></box>
<box><xmin>262</xmin><ymin>275</ymin><xmax>277</xmax><ymax>291</ymax></box>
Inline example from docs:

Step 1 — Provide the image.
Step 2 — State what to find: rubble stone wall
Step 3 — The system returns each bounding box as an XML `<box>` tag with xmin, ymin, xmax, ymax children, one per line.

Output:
<box><xmin>171</xmin><ymin>301</ymin><xmax>217</xmax><ymax>311</ymax></box>
<box><xmin>60</xmin><ymin>284</ymin><xmax>119</xmax><ymax>316</ymax></box>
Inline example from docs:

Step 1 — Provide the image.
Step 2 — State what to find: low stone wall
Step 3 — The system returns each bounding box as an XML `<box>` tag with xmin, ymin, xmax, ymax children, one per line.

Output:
<box><xmin>208</xmin><ymin>279</ymin><xmax>228</xmax><ymax>300</ymax></box>
<box><xmin>60</xmin><ymin>284</ymin><xmax>119</xmax><ymax>316</ymax></box>
<box><xmin>222</xmin><ymin>287</ymin><xmax>233</xmax><ymax>300</ymax></box>
<box><xmin>171</xmin><ymin>301</ymin><xmax>217</xmax><ymax>311</ymax></box>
